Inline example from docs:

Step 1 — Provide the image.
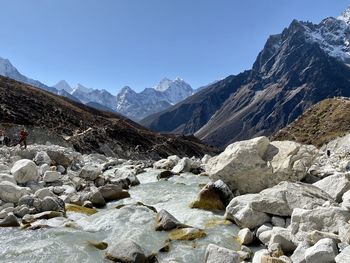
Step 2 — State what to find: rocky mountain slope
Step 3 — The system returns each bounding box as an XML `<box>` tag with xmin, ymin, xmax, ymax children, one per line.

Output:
<box><xmin>273</xmin><ymin>98</ymin><xmax>350</xmax><ymax>147</ymax></box>
<box><xmin>142</xmin><ymin>7</ymin><xmax>350</xmax><ymax>148</ymax></box>
<box><xmin>0</xmin><ymin>76</ymin><xmax>216</xmax><ymax>159</ymax></box>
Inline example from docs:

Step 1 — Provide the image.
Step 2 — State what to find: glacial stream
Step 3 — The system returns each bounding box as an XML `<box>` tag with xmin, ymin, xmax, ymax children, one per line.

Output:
<box><xmin>0</xmin><ymin>169</ymin><xmax>242</xmax><ymax>263</ymax></box>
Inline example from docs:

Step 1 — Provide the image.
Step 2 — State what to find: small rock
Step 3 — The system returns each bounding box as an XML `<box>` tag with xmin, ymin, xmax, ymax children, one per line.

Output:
<box><xmin>33</xmin><ymin>151</ymin><xmax>51</xmax><ymax>166</ymax></box>
<box><xmin>157</xmin><ymin>170</ymin><xmax>176</xmax><ymax>180</ymax></box>
<box><xmin>41</xmin><ymin>196</ymin><xmax>65</xmax><ymax>212</ymax></box>
<box><xmin>35</xmin><ymin>188</ymin><xmax>55</xmax><ymax>200</ymax></box>
<box><xmin>204</xmin><ymin>244</ymin><xmax>240</xmax><ymax>263</ymax></box>
<box><xmin>238</xmin><ymin>228</ymin><xmax>254</xmax><ymax>245</ymax></box>
<box><xmin>0</xmin><ymin>213</ymin><xmax>20</xmax><ymax>227</ymax></box>
<box><xmin>252</xmin><ymin>249</ymin><xmax>269</xmax><ymax>263</ymax></box>
<box><xmin>86</xmin><ymin>240</ymin><xmax>108</xmax><ymax>250</ymax></box>
<box><xmin>43</xmin><ymin>171</ymin><xmax>62</xmax><ymax>183</ymax></box>
<box><xmin>65</xmin><ymin>203</ymin><xmax>97</xmax><ymax>215</ymax></box>
<box><xmin>305</xmin><ymin>238</ymin><xmax>338</xmax><ymax>263</ymax></box>
<box><xmin>98</xmin><ymin>184</ymin><xmax>130</xmax><ymax>202</ymax></box>
<box><xmin>79</xmin><ymin>166</ymin><xmax>101</xmax><ymax>181</ymax></box>
<box><xmin>155</xmin><ymin>209</ymin><xmax>187</xmax><ymax>231</ymax></box>
<box><xmin>168</xmin><ymin>228</ymin><xmax>206</xmax><ymax>241</ymax></box>
<box><xmin>268</xmin><ymin>243</ymin><xmax>284</xmax><ymax>257</ymax></box>
<box><xmin>88</xmin><ymin>190</ymin><xmax>106</xmax><ymax>208</ymax></box>
<box><xmin>83</xmin><ymin>201</ymin><xmax>93</xmax><ymax>208</ymax></box>
<box><xmin>336</xmin><ymin>245</ymin><xmax>350</xmax><ymax>262</ymax></box>
<box><xmin>105</xmin><ymin>239</ymin><xmax>147</xmax><ymax>263</ymax></box>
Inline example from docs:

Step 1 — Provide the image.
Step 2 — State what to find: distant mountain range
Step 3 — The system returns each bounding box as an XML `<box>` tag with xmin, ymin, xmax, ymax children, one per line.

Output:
<box><xmin>0</xmin><ymin>75</ymin><xmax>216</xmax><ymax>159</ymax></box>
<box><xmin>0</xmin><ymin>57</ymin><xmax>194</xmax><ymax>121</ymax></box>
<box><xmin>141</xmin><ymin>6</ymin><xmax>350</xmax><ymax>148</ymax></box>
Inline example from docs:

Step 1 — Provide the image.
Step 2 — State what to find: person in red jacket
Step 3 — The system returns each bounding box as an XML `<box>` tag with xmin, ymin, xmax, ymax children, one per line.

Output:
<box><xmin>18</xmin><ymin>128</ymin><xmax>28</xmax><ymax>149</ymax></box>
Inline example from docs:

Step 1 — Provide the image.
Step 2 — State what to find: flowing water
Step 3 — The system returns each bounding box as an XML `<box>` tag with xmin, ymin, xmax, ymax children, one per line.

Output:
<box><xmin>0</xmin><ymin>169</ymin><xmax>241</xmax><ymax>263</ymax></box>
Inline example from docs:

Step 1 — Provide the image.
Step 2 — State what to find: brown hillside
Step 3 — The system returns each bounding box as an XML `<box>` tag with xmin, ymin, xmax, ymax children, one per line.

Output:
<box><xmin>272</xmin><ymin>98</ymin><xmax>350</xmax><ymax>147</ymax></box>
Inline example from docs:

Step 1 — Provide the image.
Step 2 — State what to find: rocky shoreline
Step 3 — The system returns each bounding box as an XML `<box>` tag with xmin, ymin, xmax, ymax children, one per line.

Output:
<box><xmin>1</xmin><ymin>135</ymin><xmax>350</xmax><ymax>262</ymax></box>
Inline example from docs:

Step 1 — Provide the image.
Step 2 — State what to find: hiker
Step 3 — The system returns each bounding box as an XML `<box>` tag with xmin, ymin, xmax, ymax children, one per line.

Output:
<box><xmin>18</xmin><ymin>128</ymin><xmax>29</xmax><ymax>149</ymax></box>
<box><xmin>0</xmin><ymin>129</ymin><xmax>4</xmax><ymax>146</ymax></box>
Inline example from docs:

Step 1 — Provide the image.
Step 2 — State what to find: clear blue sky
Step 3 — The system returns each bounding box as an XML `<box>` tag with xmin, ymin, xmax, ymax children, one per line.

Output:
<box><xmin>0</xmin><ymin>0</ymin><xmax>348</xmax><ymax>93</ymax></box>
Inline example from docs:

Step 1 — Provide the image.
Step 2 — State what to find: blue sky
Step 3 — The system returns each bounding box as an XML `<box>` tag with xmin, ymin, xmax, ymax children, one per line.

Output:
<box><xmin>0</xmin><ymin>0</ymin><xmax>348</xmax><ymax>93</ymax></box>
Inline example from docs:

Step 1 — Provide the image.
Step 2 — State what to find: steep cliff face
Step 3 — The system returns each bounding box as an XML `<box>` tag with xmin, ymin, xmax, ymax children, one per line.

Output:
<box><xmin>0</xmin><ymin>76</ymin><xmax>217</xmax><ymax>159</ymax></box>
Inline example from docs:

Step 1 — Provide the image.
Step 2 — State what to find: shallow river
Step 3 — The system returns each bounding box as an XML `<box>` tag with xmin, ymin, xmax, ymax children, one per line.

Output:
<box><xmin>0</xmin><ymin>169</ymin><xmax>242</xmax><ymax>263</ymax></box>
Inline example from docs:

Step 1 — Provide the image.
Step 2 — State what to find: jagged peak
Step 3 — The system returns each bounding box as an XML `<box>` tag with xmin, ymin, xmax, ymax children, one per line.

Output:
<box><xmin>338</xmin><ymin>6</ymin><xmax>350</xmax><ymax>24</ymax></box>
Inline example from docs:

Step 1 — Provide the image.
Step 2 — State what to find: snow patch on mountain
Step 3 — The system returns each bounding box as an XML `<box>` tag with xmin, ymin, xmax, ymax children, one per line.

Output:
<box><xmin>54</xmin><ymin>80</ymin><xmax>73</xmax><ymax>93</ymax></box>
<box><xmin>303</xmin><ymin>9</ymin><xmax>350</xmax><ymax>64</ymax></box>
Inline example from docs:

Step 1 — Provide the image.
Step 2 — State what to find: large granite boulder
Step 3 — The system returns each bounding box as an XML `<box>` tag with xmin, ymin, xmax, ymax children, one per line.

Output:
<box><xmin>11</xmin><ymin>159</ymin><xmax>39</xmax><ymax>184</ymax></box>
<box><xmin>207</xmin><ymin>137</ymin><xmax>318</xmax><ymax>193</ymax></box>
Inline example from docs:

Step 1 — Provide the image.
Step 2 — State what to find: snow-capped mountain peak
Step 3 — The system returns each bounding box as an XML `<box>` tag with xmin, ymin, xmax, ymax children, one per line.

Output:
<box><xmin>72</xmin><ymin>83</ymin><xmax>94</xmax><ymax>94</ymax></box>
<box><xmin>54</xmin><ymin>80</ymin><xmax>72</xmax><ymax>93</ymax></box>
<box><xmin>154</xmin><ymin>78</ymin><xmax>172</xmax><ymax>92</ymax></box>
<box><xmin>338</xmin><ymin>6</ymin><xmax>350</xmax><ymax>24</ymax></box>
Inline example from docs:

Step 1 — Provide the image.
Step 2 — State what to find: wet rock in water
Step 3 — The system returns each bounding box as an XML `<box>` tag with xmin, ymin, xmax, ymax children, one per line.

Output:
<box><xmin>14</xmin><ymin>205</ymin><xmax>30</xmax><ymax>218</ymax></box>
<box><xmin>191</xmin><ymin>180</ymin><xmax>233</xmax><ymax>211</ymax></box>
<box><xmin>105</xmin><ymin>239</ymin><xmax>147</xmax><ymax>263</ymax></box>
<box><xmin>65</xmin><ymin>203</ymin><xmax>97</xmax><ymax>215</ymax></box>
<box><xmin>172</xmin><ymin>157</ymin><xmax>191</xmax><ymax>174</ymax></box>
<box><xmin>291</xmin><ymin>207</ymin><xmax>350</xmax><ymax>242</ymax></box>
<box><xmin>79</xmin><ymin>166</ymin><xmax>101</xmax><ymax>181</ymax></box>
<box><xmin>157</xmin><ymin>170</ymin><xmax>176</xmax><ymax>180</ymax></box>
<box><xmin>0</xmin><ymin>173</ymin><xmax>16</xmax><ymax>184</ymax></box>
<box><xmin>153</xmin><ymin>155</ymin><xmax>180</xmax><ymax>170</ymax></box>
<box><xmin>155</xmin><ymin>209</ymin><xmax>188</xmax><ymax>231</ymax></box>
<box><xmin>0</xmin><ymin>181</ymin><xmax>31</xmax><ymax>203</ymax></box>
<box><xmin>313</xmin><ymin>173</ymin><xmax>350</xmax><ymax>202</ymax></box>
<box><xmin>41</xmin><ymin>196</ymin><xmax>65</xmax><ymax>212</ymax></box>
<box><xmin>336</xmin><ymin>245</ymin><xmax>350</xmax><ymax>262</ymax></box>
<box><xmin>88</xmin><ymin>190</ymin><xmax>106</xmax><ymax>208</ymax></box>
<box><xmin>225</xmin><ymin>194</ymin><xmax>270</xmax><ymax>229</ymax></box>
<box><xmin>204</xmin><ymin>244</ymin><xmax>240</xmax><ymax>263</ymax></box>
<box><xmin>83</xmin><ymin>200</ymin><xmax>93</xmax><ymax>208</ymax></box>
<box><xmin>98</xmin><ymin>184</ymin><xmax>130</xmax><ymax>202</ymax></box>
<box><xmin>168</xmin><ymin>227</ymin><xmax>206</xmax><ymax>241</ymax></box>
<box><xmin>0</xmin><ymin>213</ymin><xmax>20</xmax><ymax>227</ymax></box>
<box><xmin>207</xmin><ymin>137</ymin><xmax>318</xmax><ymax>194</ymax></box>
<box><xmin>305</xmin><ymin>238</ymin><xmax>338</xmax><ymax>263</ymax></box>
<box><xmin>11</xmin><ymin>159</ymin><xmax>39</xmax><ymax>184</ymax></box>
<box><xmin>86</xmin><ymin>240</ymin><xmax>108</xmax><ymax>250</ymax></box>
<box><xmin>107</xmin><ymin>167</ymin><xmax>141</xmax><ymax>187</ymax></box>
<box><xmin>190</xmin><ymin>182</ymin><xmax>225</xmax><ymax>211</ymax></box>
<box><xmin>43</xmin><ymin>171</ymin><xmax>62</xmax><ymax>183</ymax></box>
<box><xmin>22</xmin><ymin>211</ymin><xmax>64</xmax><ymax>224</ymax></box>
<box><xmin>238</xmin><ymin>228</ymin><xmax>254</xmax><ymax>245</ymax></box>
<box><xmin>33</xmin><ymin>151</ymin><xmax>51</xmax><ymax>166</ymax></box>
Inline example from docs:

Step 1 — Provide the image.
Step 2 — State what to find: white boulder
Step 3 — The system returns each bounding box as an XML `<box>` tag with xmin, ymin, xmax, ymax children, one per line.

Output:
<box><xmin>313</xmin><ymin>173</ymin><xmax>350</xmax><ymax>202</ymax></box>
<box><xmin>207</xmin><ymin>137</ymin><xmax>318</xmax><ymax>193</ymax></box>
<box><xmin>305</xmin><ymin>238</ymin><xmax>338</xmax><ymax>263</ymax></box>
<box><xmin>11</xmin><ymin>159</ymin><xmax>39</xmax><ymax>184</ymax></box>
<box><xmin>336</xmin><ymin>246</ymin><xmax>350</xmax><ymax>262</ymax></box>
<box><xmin>33</xmin><ymin>151</ymin><xmax>51</xmax><ymax>166</ymax></box>
<box><xmin>204</xmin><ymin>244</ymin><xmax>240</xmax><ymax>263</ymax></box>
<box><xmin>0</xmin><ymin>181</ymin><xmax>31</xmax><ymax>203</ymax></box>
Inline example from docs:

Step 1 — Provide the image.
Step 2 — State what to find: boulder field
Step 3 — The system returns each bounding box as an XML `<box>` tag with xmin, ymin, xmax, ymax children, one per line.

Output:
<box><xmin>2</xmin><ymin>135</ymin><xmax>350</xmax><ymax>262</ymax></box>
